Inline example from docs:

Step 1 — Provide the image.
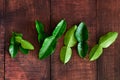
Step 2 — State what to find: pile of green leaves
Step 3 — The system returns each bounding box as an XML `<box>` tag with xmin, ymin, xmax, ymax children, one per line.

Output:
<box><xmin>8</xmin><ymin>19</ymin><xmax>118</xmax><ymax>64</ymax></box>
<box><xmin>9</xmin><ymin>32</ymin><xmax>34</xmax><ymax>58</ymax></box>
<box><xmin>36</xmin><ymin>20</ymin><xmax>67</xmax><ymax>60</ymax></box>
<box><xmin>60</xmin><ymin>22</ymin><xmax>89</xmax><ymax>64</ymax></box>
<box><xmin>59</xmin><ymin>22</ymin><xmax>118</xmax><ymax>64</ymax></box>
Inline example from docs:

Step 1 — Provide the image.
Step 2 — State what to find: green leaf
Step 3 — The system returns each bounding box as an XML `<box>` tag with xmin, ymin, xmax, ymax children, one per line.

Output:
<box><xmin>10</xmin><ymin>32</ymin><xmax>22</xmax><ymax>44</ymax></box>
<box><xmin>38</xmin><ymin>34</ymin><xmax>44</xmax><ymax>43</ymax></box>
<box><xmin>35</xmin><ymin>20</ymin><xmax>47</xmax><ymax>43</ymax></box>
<box><xmin>35</xmin><ymin>20</ymin><xmax>44</xmax><ymax>34</ymax></box>
<box><xmin>9</xmin><ymin>33</ymin><xmax>20</xmax><ymax>58</ymax></box>
<box><xmin>77</xmin><ymin>42</ymin><xmax>88</xmax><ymax>58</ymax></box>
<box><xmin>20</xmin><ymin>40</ymin><xmax>34</xmax><ymax>50</ymax></box>
<box><xmin>75</xmin><ymin>22</ymin><xmax>88</xmax><ymax>42</ymax></box>
<box><xmin>19</xmin><ymin>46</ymin><xmax>29</xmax><ymax>54</ymax></box>
<box><xmin>15</xmin><ymin>36</ymin><xmax>34</xmax><ymax>50</ymax></box>
<box><xmin>89</xmin><ymin>44</ymin><xmax>103</xmax><ymax>61</ymax></box>
<box><xmin>59</xmin><ymin>26</ymin><xmax>77</xmax><ymax>64</ymax></box>
<box><xmin>52</xmin><ymin>19</ymin><xmax>67</xmax><ymax>38</ymax></box>
<box><xmin>10</xmin><ymin>36</ymin><xmax>15</xmax><ymax>44</ymax></box>
<box><xmin>9</xmin><ymin>44</ymin><xmax>18</xmax><ymax>58</ymax></box>
<box><xmin>60</xmin><ymin>46</ymin><xmax>72</xmax><ymax>64</ymax></box>
<box><xmin>15</xmin><ymin>36</ymin><xmax>23</xmax><ymax>43</ymax></box>
<box><xmin>39</xmin><ymin>36</ymin><xmax>57</xmax><ymax>59</ymax></box>
<box><xmin>64</xmin><ymin>25</ymin><xmax>77</xmax><ymax>47</ymax></box>
<box><xmin>99</xmin><ymin>32</ymin><xmax>118</xmax><ymax>48</ymax></box>
<box><xmin>38</xmin><ymin>33</ymin><xmax>48</xmax><ymax>43</ymax></box>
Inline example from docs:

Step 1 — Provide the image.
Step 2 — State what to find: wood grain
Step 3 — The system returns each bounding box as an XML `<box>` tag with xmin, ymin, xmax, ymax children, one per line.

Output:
<box><xmin>4</xmin><ymin>0</ymin><xmax>50</xmax><ymax>80</ymax></box>
<box><xmin>51</xmin><ymin>0</ymin><xmax>97</xmax><ymax>80</ymax></box>
<box><xmin>0</xmin><ymin>0</ymin><xmax>119</xmax><ymax>80</ymax></box>
<box><xmin>0</xmin><ymin>0</ymin><xmax>4</xmax><ymax>80</ymax></box>
<box><xmin>97</xmin><ymin>0</ymin><xmax>120</xmax><ymax>80</ymax></box>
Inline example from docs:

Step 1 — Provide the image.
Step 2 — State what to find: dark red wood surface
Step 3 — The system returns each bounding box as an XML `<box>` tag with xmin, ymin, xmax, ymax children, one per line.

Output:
<box><xmin>97</xmin><ymin>0</ymin><xmax>120</xmax><ymax>80</ymax></box>
<box><xmin>4</xmin><ymin>0</ymin><xmax>50</xmax><ymax>80</ymax></box>
<box><xmin>0</xmin><ymin>0</ymin><xmax>119</xmax><ymax>80</ymax></box>
<box><xmin>0</xmin><ymin>0</ymin><xmax>5</xmax><ymax>79</ymax></box>
<box><xmin>51</xmin><ymin>0</ymin><xmax>97</xmax><ymax>80</ymax></box>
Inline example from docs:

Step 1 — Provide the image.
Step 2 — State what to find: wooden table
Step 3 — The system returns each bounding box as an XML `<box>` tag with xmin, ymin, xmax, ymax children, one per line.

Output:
<box><xmin>0</xmin><ymin>0</ymin><xmax>120</xmax><ymax>80</ymax></box>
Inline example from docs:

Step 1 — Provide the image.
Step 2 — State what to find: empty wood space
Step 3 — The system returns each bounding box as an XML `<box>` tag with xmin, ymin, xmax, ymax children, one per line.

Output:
<box><xmin>0</xmin><ymin>0</ymin><xmax>120</xmax><ymax>80</ymax></box>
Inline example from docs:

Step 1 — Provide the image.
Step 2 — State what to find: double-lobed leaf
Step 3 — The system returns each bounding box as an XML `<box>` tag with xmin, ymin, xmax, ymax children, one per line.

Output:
<box><xmin>52</xmin><ymin>19</ymin><xmax>67</xmax><ymax>39</ymax></box>
<box><xmin>39</xmin><ymin>19</ymin><xmax>67</xmax><ymax>60</ymax></box>
<box><xmin>89</xmin><ymin>32</ymin><xmax>118</xmax><ymax>61</ymax></box>
<box><xmin>99</xmin><ymin>32</ymin><xmax>118</xmax><ymax>48</ymax></box>
<box><xmin>75</xmin><ymin>22</ymin><xmax>88</xmax><ymax>58</ymax></box>
<box><xmin>60</xmin><ymin>26</ymin><xmax>77</xmax><ymax>64</ymax></box>
<box><xmin>60</xmin><ymin>46</ymin><xmax>72</xmax><ymax>64</ymax></box>
<box><xmin>35</xmin><ymin>20</ymin><xmax>47</xmax><ymax>43</ymax></box>
<box><xmin>9</xmin><ymin>32</ymin><xmax>34</xmax><ymax>58</ymax></box>
<box><xmin>39</xmin><ymin>36</ymin><xmax>57</xmax><ymax>59</ymax></box>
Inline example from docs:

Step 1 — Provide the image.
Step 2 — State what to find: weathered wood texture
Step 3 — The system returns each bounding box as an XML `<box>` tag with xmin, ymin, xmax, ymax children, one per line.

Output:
<box><xmin>0</xmin><ymin>0</ymin><xmax>119</xmax><ymax>80</ymax></box>
<box><xmin>97</xmin><ymin>0</ymin><xmax>120</xmax><ymax>80</ymax></box>
<box><xmin>5</xmin><ymin>0</ymin><xmax>50</xmax><ymax>80</ymax></box>
<box><xmin>51</xmin><ymin>0</ymin><xmax>97</xmax><ymax>80</ymax></box>
<box><xmin>0</xmin><ymin>0</ymin><xmax>5</xmax><ymax>79</ymax></box>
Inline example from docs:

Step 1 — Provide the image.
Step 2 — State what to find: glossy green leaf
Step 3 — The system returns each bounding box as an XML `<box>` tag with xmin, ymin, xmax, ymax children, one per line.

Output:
<box><xmin>10</xmin><ymin>32</ymin><xmax>22</xmax><ymax>44</ymax></box>
<box><xmin>35</xmin><ymin>20</ymin><xmax>47</xmax><ymax>43</ymax></box>
<box><xmin>77</xmin><ymin>42</ymin><xmax>88</xmax><ymax>58</ymax></box>
<box><xmin>39</xmin><ymin>36</ymin><xmax>57</xmax><ymax>59</ymax></box>
<box><xmin>75</xmin><ymin>22</ymin><xmax>88</xmax><ymax>42</ymax></box>
<box><xmin>19</xmin><ymin>46</ymin><xmax>29</xmax><ymax>54</ymax></box>
<box><xmin>15</xmin><ymin>36</ymin><xmax>22</xmax><ymax>43</ymax></box>
<box><xmin>60</xmin><ymin>46</ymin><xmax>72</xmax><ymax>64</ymax></box>
<box><xmin>38</xmin><ymin>33</ymin><xmax>47</xmax><ymax>43</ymax></box>
<box><xmin>9</xmin><ymin>44</ymin><xmax>18</xmax><ymax>58</ymax></box>
<box><xmin>99</xmin><ymin>32</ymin><xmax>118</xmax><ymax>48</ymax></box>
<box><xmin>39</xmin><ymin>20</ymin><xmax>67</xmax><ymax>60</ymax></box>
<box><xmin>52</xmin><ymin>19</ymin><xmax>67</xmax><ymax>38</ymax></box>
<box><xmin>15</xmin><ymin>36</ymin><xmax>34</xmax><ymax>50</ymax></box>
<box><xmin>64</xmin><ymin>25</ymin><xmax>77</xmax><ymax>47</ymax></box>
<box><xmin>35</xmin><ymin>20</ymin><xmax>44</xmax><ymax>34</ymax></box>
<box><xmin>38</xmin><ymin>34</ymin><xmax>44</xmax><ymax>43</ymax></box>
<box><xmin>89</xmin><ymin>44</ymin><xmax>103</xmax><ymax>61</ymax></box>
<box><xmin>9</xmin><ymin>33</ymin><xmax>19</xmax><ymax>58</ymax></box>
<box><xmin>20</xmin><ymin>40</ymin><xmax>34</xmax><ymax>50</ymax></box>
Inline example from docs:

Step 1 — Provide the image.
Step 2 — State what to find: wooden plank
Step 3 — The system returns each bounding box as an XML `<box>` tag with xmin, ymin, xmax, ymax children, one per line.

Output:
<box><xmin>97</xmin><ymin>0</ymin><xmax>120</xmax><ymax>80</ymax></box>
<box><xmin>4</xmin><ymin>0</ymin><xmax>50</xmax><ymax>80</ymax></box>
<box><xmin>0</xmin><ymin>27</ymin><xmax>4</xmax><ymax>80</ymax></box>
<box><xmin>51</xmin><ymin>0</ymin><xmax>97</xmax><ymax>80</ymax></box>
<box><xmin>0</xmin><ymin>0</ymin><xmax>5</xmax><ymax>79</ymax></box>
